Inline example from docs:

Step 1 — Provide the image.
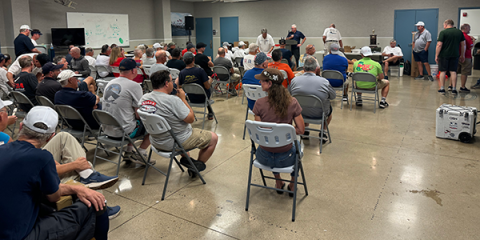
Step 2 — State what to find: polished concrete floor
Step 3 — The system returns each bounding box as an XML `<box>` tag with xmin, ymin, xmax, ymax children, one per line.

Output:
<box><xmin>82</xmin><ymin>71</ymin><xmax>479</xmax><ymax>239</ymax></box>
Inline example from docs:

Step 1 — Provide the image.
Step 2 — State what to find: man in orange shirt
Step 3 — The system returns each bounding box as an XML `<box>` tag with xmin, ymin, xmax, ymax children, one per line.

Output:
<box><xmin>268</xmin><ymin>49</ymin><xmax>295</xmax><ymax>87</ymax></box>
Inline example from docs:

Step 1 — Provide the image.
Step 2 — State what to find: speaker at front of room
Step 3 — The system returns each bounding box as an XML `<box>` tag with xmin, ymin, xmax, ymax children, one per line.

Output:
<box><xmin>185</xmin><ymin>16</ymin><xmax>194</xmax><ymax>30</ymax></box>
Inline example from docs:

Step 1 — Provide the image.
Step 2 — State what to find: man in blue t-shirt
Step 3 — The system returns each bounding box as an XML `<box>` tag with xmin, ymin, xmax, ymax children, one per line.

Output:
<box><xmin>0</xmin><ymin>106</ymin><xmax>110</xmax><ymax>240</ymax></box>
<box><xmin>286</xmin><ymin>24</ymin><xmax>306</xmax><ymax>67</ymax></box>
<box><xmin>13</xmin><ymin>25</ymin><xmax>42</xmax><ymax>58</ymax></box>
<box><xmin>242</xmin><ymin>52</ymin><xmax>268</xmax><ymax>110</ymax></box>
<box><xmin>279</xmin><ymin>39</ymin><xmax>294</xmax><ymax>70</ymax></box>
<box><xmin>322</xmin><ymin>43</ymin><xmax>349</xmax><ymax>101</ymax></box>
<box><xmin>178</xmin><ymin>52</ymin><xmax>215</xmax><ymax>120</ymax></box>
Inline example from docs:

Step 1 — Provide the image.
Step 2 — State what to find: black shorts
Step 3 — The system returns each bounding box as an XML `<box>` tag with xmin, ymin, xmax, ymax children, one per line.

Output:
<box><xmin>78</xmin><ymin>81</ymin><xmax>89</xmax><ymax>92</ymax></box>
<box><xmin>388</xmin><ymin>59</ymin><xmax>400</xmax><ymax>66</ymax></box>
<box><xmin>438</xmin><ymin>57</ymin><xmax>459</xmax><ymax>72</ymax></box>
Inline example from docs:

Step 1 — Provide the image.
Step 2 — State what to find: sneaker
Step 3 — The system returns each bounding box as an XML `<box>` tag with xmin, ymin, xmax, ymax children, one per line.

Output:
<box><xmin>356</xmin><ymin>99</ymin><xmax>363</xmax><ymax>106</ymax></box>
<box><xmin>207</xmin><ymin>113</ymin><xmax>214</xmax><ymax>120</ymax></box>
<box><xmin>301</xmin><ymin>130</ymin><xmax>310</xmax><ymax>140</ymax></box>
<box><xmin>180</xmin><ymin>156</ymin><xmax>206</xmax><ymax>172</ymax></box>
<box><xmin>415</xmin><ymin>75</ymin><xmax>424</xmax><ymax>80</ymax></box>
<box><xmin>447</xmin><ymin>86</ymin><xmax>452</xmax><ymax>91</ymax></box>
<box><xmin>379</xmin><ymin>100</ymin><xmax>389</xmax><ymax>109</ymax></box>
<box><xmin>80</xmin><ymin>172</ymin><xmax>119</xmax><ymax>190</ymax></box>
<box><xmin>342</xmin><ymin>95</ymin><xmax>348</xmax><ymax>101</ymax></box>
<box><xmin>320</xmin><ymin>134</ymin><xmax>328</xmax><ymax>144</ymax></box>
<box><xmin>438</xmin><ymin>89</ymin><xmax>446</xmax><ymax>94</ymax></box>
<box><xmin>471</xmin><ymin>81</ymin><xmax>480</xmax><ymax>89</ymax></box>
<box><xmin>124</xmin><ymin>152</ymin><xmax>156</xmax><ymax>167</ymax></box>
<box><xmin>384</xmin><ymin>76</ymin><xmax>389</xmax><ymax>80</ymax></box>
<box><xmin>452</xmin><ymin>90</ymin><xmax>458</xmax><ymax>95</ymax></box>
<box><xmin>107</xmin><ymin>206</ymin><xmax>121</xmax><ymax>220</ymax></box>
<box><xmin>428</xmin><ymin>75</ymin><xmax>434</xmax><ymax>82</ymax></box>
<box><xmin>228</xmin><ymin>89</ymin><xmax>237</xmax><ymax>96</ymax></box>
<box><xmin>460</xmin><ymin>87</ymin><xmax>470</xmax><ymax>93</ymax></box>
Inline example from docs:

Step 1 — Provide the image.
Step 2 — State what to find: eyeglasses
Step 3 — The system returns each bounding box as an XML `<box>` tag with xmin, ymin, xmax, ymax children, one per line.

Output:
<box><xmin>307</xmin><ymin>45</ymin><xmax>315</xmax><ymax>50</ymax></box>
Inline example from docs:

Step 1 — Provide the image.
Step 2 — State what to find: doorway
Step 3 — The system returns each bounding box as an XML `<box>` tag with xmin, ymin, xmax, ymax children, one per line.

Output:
<box><xmin>220</xmin><ymin>17</ymin><xmax>239</xmax><ymax>45</ymax></box>
<box><xmin>196</xmin><ymin>18</ymin><xmax>213</xmax><ymax>57</ymax></box>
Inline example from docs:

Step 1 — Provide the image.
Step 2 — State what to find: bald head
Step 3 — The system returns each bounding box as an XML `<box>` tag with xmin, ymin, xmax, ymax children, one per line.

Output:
<box><xmin>305</xmin><ymin>44</ymin><xmax>316</xmax><ymax>55</ymax></box>
<box><xmin>330</xmin><ymin>23</ymin><xmax>335</xmax><ymax>28</ymax></box>
<box><xmin>71</xmin><ymin>47</ymin><xmax>81</xmax><ymax>58</ymax></box>
<box><xmin>155</xmin><ymin>50</ymin><xmax>167</xmax><ymax>64</ymax></box>
<box><xmin>218</xmin><ymin>47</ymin><xmax>225</xmax><ymax>57</ymax></box>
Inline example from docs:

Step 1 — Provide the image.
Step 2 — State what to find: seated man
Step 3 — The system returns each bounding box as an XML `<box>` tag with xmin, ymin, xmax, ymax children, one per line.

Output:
<box><xmin>233</xmin><ymin>41</ymin><xmax>247</xmax><ymax>62</ymax></box>
<box><xmin>279</xmin><ymin>39</ymin><xmax>294</xmax><ymax>70</ymax></box>
<box><xmin>53</xmin><ymin>55</ymin><xmax>69</xmax><ymax>70</ymax></box>
<box><xmin>36</xmin><ymin>62</ymin><xmax>64</xmax><ymax>103</ymax></box>
<box><xmin>322</xmin><ymin>43</ymin><xmax>349</xmax><ymax>101</ymax></box>
<box><xmin>149</xmin><ymin>50</ymin><xmax>169</xmax><ymax>76</ymax></box>
<box><xmin>96</xmin><ymin>44</ymin><xmax>112</xmax><ymax>78</ymax></box>
<box><xmin>14</xmin><ymin>55</ymin><xmax>40</xmax><ymax>112</ymax></box>
<box><xmin>298</xmin><ymin>44</ymin><xmax>319</xmax><ymax>69</ymax></box>
<box><xmin>268</xmin><ymin>49</ymin><xmax>295</xmax><ymax>87</ymax></box>
<box><xmin>289</xmin><ymin>56</ymin><xmax>336</xmax><ymax>142</ymax></box>
<box><xmin>143</xmin><ymin>48</ymin><xmax>157</xmax><ymax>66</ymax></box>
<box><xmin>55</xmin><ymin>70</ymin><xmax>100</xmax><ymax>130</ymax></box>
<box><xmin>167</xmin><ymin>48</ymin><xmax>187</xmax><ymax>71</ymax></box>
<box><xmin>103</xmin><ymin>58</ymin><xmax>153</xmax><ymax>166</ymax></box>
<box><xmin>7</xmin><ymin>53</ymin><xmax>48</xmax><ymax>88</ymax></box>
<box><xmin>0</xmin><ymin>99</ymin><xmax>17</xmax><ymax>145</ymax></box>
<box><xmin>214</xmin><ymin>47</ymin><xmax>241</xmax><ymax>95</ymax></box>
<box><xmin>84</xmin><ymin>47</ymin><xmax>96</xmax><ymax>67</ymax></box>
<box><xmin>194</xmin><ymin>43</ymin><xmax>213</xmax><ymax>76</ymax></box>
<box><xmin>178</xmin><ymin>52</ymin><xmax>215</xmax><ymax>120</ymax></box>
<box><xmin>70</xmin><ymin>47</ymin><xmax>91</xmax><ymax>78</ymax></box>
<box><xmin>0</xmin><ymin>106</ymin><xmax>109</xmax><ymax>240</ymax></box>
<box><xmin>0</xmin><ymin>54</ymin><xmax>10</xmax><ymax>99</ymax></box>
<box><xmin>181</xmin><ymin>42</ymin><xmax>196</xmax><ymax>57</ymax></box>
<box><xmin>242</xmin><ymin>52</ymin><xmax>268</xmax><ymax>110</ymax></box>
<box><xmin>140</xmin><ymin>70</ymin><xmax>218</xmax><ymax>174</ymax></box>
<box><xmin>382</xmin><ymin>39</ymin><xmax>403</xmax><ymax>80</ymax></box>
<box><xmin>354</xmin><ymin>46</ymin><xmax>390</xmax><ymax>108</ymax></box>
<box><xmin>243</xmin><ymin>43</ymin><xmax>259</xmax><ymax>71</ymax></box>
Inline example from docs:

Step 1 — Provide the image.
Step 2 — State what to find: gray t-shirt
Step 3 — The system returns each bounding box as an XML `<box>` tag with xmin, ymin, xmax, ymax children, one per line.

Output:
<box><xmin>103</xmin><ymin>77</ymin><xmax>143</xmax><ymax>137</ymax></box>
<box><xmin>214</xmin><ymin>57</ymin><xmax>233</xmax><ymax>71</ymax></box>
<box><xmin>288</xmin><ymin>72</ymin><xmax>336</xmax><ymax>118</ymax></box>
<box><xmin>139</xmin><ymin>91</ymin><xmax>192</xmax><ymax>150</ymax></box>
<box><xmin>413</xmin><ymin>29</ymin><xmax>432</xmax><ymax>53</ymax></box>
<box><xmin>149</xmin><ymin>63</ymin><xmax>169</xmax><ymax>76</ymax></box>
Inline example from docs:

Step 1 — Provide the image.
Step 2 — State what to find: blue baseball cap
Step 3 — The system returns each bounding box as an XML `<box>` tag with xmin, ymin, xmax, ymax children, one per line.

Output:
<box><xmin>42</xmin><ymin>62</ymin><xmax>64</xmax><ymax>74</ymax></box>
<box><xmin>119</xmin><ymin>58</ymin><xmax>137</xmax><ymax>71</ymax></box>
<box><xmin>0</xmin><ymin>54</ymin><xmax>5</xmax><ymax>62</ymax></box>
<box><xmin>254</xmin><ymin>52</ymin><xmax>267</xmax><ymax>65</ymax></box>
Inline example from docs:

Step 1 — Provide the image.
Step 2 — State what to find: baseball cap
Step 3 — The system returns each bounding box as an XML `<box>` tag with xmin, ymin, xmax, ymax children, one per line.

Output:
<box><xmin>0</xmin><ymin>53</ymin><xmax>5</xmax><ymax>62</ymax></box>
<box><xmin>119</xmin><ymin>58</ymin><xmax>137</xmax><ymax>71</ymax></box>
<box><xmin>279</xmin><ymin>39</ymin><xmax>286</xmax><ymax>45</ymax></box>
<box><xmin>360</xmin><ymin>46</ymin><xmax>373</xmax><ymax>56</ymax></box>
<box><xmin>186</xmin><ymin>43</ymin><xmax>195</xmax><ymax>50</ymax></box>
<box><xmin>415</xmin><ymin>21</ymin><xmax>425</xmax><ymax>26</ymax></box>
<box><xmin>57</xmin><ymin>70</ymin><xmax>81</xmax><ymax>82</ymax></box>
<box><xmin>42</xmin><ymin>62</ymin><xmax>64</xmax><ymax>74</ymax></box>
<box><xmin>168</xmin><ymin>42</ymin><xmax>176</xmax><ymax>47</ymax></box>
<box><xmin>254</xmin><ymin>52</ymin><xmax>268</xmax><ymax>65</ymax></box>
<box><xmin>222</xmin><ymin>42</ymin><xmax>231</xmax><ymax>47</ymax></box>
<box><xmin>329</xmin><ymin>43</ymin><xmax>341</xmax><ymax>55</ymax></box>
<box><xmin>0</xmin><ymin>99</ymin><xmax>12</xmax><ymax>109</ymax></box>
<box><xmin>255</xmin><ymin>68</ymin><xmax>284</xmax><ymax>85</ymax></box>
<box><xmin>31</xmin><ymin>29</ymin><xmax>42</xmax><ymax>35</ymax></box>
<box><xmin>238</xmin><ymin>41</ymin><xmax>245</xmax><ymax>47</ymax></box>
<box><xmin>20</xmin><ymin>25</ymin><xmax>31</xmax><ymax>30</ymax></box>
<box><xmin>261</xmin><ymin>28</ymin><xmax>267</xmax><ymax>33</ymax></box>
<box><xmin>23</xmin><ymin>106</ymin><xmax>58</xmax><ymax>134</ymax></box>
<box><xmin>196</xmin><ymin>42</ymin><xmax>207</xmax><ymax>49</ymax></box>
<box><xmin>183</xmin><ymin>52</ymin><xmax>195</xmax><ymax>61</ymax></box>
<box><xmin>153</xmin><ymin>43</ymin><xmax>161</xmax><ymax>49</ymax></box>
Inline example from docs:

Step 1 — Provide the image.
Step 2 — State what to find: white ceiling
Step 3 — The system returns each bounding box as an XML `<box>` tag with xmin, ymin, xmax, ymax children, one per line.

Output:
<box><xmin>173</xmin><ymin>0</ymin><xmax>261</xmax><ymax>2</ymax></box>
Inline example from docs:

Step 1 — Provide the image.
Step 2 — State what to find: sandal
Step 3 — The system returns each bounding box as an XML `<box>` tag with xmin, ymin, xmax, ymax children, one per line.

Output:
<box><xmin>276</xmin><ymin>183</ymin><xmax>285</xmax><ymax>195</ymax></box>
<box><xmin>287</xmin><ymin>185</ymin><xmax>294</xmax><ymax>197</ymax></box>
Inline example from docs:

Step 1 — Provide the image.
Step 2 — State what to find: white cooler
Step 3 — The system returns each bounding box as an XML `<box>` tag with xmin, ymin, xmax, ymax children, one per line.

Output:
<box><xmin>436</xmin><ymin>104</ymin><xmax>477</xmax><ymax>143</ymax></box>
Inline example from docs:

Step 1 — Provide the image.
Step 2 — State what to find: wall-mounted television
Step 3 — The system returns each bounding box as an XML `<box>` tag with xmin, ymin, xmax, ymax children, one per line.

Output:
<box><xmin>51</xmin><ymin>28</ymin><xmax>85</xmax><ymax>46</ymax></box>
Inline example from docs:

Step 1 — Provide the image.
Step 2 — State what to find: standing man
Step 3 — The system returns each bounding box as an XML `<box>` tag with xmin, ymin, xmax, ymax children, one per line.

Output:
<box><xmin>412</xmin><ymin>21</ymin><xmax>434</xmax><ymax>81</ymax></box>
<box><xmin>435</xmin><ymin>19</ymin><xmax>465</xmax><ymax>95</ymax></box>
<box><xmin>382</xmin><ymin>39</ymin><xmax>403</xmax><ymax>80</ymax></box>
<box><xmin>256</xmin><ymin>29</ymin><xmax>275</xmax><ymax>54</ymax></box>
<box><xmin>14</xmin><ymin>25</ymin><xmax>41</xmax><ymax>58</ymax></box>
<box><xmin>455</xmin><ymin>23</ymin><xmax>474</xmax><ymax>93</ymax></box>
<box><xmin>286</xmin><ymin>24</ymin><xmax>306</xmax><ymax>67</ymax></box>
<box><xmin>323</xmin><ymin>24</ymin><xmax>343</xmax><ymax>56</ymax></box>
<box><xmin>30</xmin><ymin>29</ymin><xmax>42</xmax><ymax>46</ymax></box>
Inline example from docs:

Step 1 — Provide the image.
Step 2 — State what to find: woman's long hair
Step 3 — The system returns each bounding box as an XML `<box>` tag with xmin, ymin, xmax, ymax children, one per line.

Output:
<box><xmin>267</xmin><ymin>83</ymin><xmax>292</xmax><ymax>118</ymax></box>
<box><xmin>109</xmin><ymin>47</ymin><xmax>121</xmax><ymax>65</ymax></box>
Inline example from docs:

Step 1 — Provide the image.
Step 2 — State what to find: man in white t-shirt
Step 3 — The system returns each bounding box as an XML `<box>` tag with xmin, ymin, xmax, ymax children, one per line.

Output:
<box><xmin>84</xmin><ymin>48</ymin><xmax>96</xmax><ymax>67</ymax></box>
<box><xmin>243</xmin><ymin>43</ymin><xmax>259</xmax><ymax>71</ymax></box>
<box><xmin>382</xmin><ymin>39</ymin><xmax>403</xmax><ymax>79</ymax></box>
<box><xmin>30</xmin><ymin>29</ymin><xmax>42</xmax><ymax>46</ymax></box>
<box><xmin>323</xmin><ymin>24</ymin><xmax>343</xmax><ymax>56</ymax></box>
<box><xmin>233</xmin><ymin>41</ymin><xmax>246</xmax><ymax>61</ymax></box>
<box><xmin>256</xmin><ymin>29</ymin><xmax>275</xmax><ymax>54</ymax></box>
<box><xmin>0</xmin><ymin>54</ymin><xmax>10</xmax><ymax>99</ymax></box>
<box><xmin>96</xmin><ymin>44</ymin><xmax>112</xmax><ymax>77</ymax></box>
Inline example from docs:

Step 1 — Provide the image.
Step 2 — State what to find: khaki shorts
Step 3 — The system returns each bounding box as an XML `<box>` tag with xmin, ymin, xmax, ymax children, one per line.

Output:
<box><xmin>457</xmin><ymin>58</ymin><xmax>472</xmax><ymax>76</ymax></box>
<box><xmin>182</xmin><ymin>128</ymin><xmax>212</xmax><ymax>150</ymax></box>
<box><xmin>356</xmin><ymin>79</ymin><xmax>389</xmax><ymax>90</ymax></box>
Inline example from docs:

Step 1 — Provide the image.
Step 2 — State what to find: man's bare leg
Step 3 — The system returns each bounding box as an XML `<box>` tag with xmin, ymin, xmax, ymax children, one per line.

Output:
<box><xmin>197</xmin><ymin>132</ymin><xmax>218</xmax><ymax>163</ymax></box>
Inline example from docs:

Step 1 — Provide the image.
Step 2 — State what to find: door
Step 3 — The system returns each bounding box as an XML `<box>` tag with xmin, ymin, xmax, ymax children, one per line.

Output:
<box><xmin>196</xmin><ymin>18</ymin><xmax>213</xmax><ymax>57</ymax></box>
<box><xmin>220</xmin><ymin>17</ymin><xmax>239</xmax><ymax>45</ymax></box>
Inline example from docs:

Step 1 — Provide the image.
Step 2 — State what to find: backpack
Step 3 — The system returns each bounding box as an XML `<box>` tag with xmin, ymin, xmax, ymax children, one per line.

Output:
<box><xmin>403</xmin><ymin>60</ymin><xmax>411</xmax><ymax>76</ymax></box>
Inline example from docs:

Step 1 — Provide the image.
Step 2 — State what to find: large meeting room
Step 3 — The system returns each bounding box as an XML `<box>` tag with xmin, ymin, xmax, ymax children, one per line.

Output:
<box><xmin>1</xmin><ymin>0</ymin><xmax>480</xmax><ymax>239</ymax></box>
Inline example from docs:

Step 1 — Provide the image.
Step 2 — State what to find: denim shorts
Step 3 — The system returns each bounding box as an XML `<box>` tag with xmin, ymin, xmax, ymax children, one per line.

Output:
<box><xmin>256</xmin><ymin>143</ymin><xmax>297</xmax><ymax>176</ymax></box>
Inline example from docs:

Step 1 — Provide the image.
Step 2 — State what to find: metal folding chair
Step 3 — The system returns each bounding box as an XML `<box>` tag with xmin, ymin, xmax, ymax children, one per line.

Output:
<box><xmin>137</xmin><ymin>110</ymin><xmax>206</xmax><ymax>200</ymax></box>
<box><xmin>55</xmin><ymin>105</ymin><xmax>98</xmax><ymax>152</ymax></box>
<box><xmin>144</xmin><ymin>80</ymin><xmax>153</xmax><ymax>93</ymax></box>
<box><xmin>280</xmin><ymin>59</ymin><xmax>289</xmax><ymax>65</ymax></box>
<box><xmin>350</xmin><ymin>72</ymin><xmax>379</xmax><ymax>113</ymax></box>
<box><xmin>242</xmin><ymin>84</ymin><xmax>267</xmax><ymax>140</ymax></box>
<box><xmin>322</xmin><ymin>70</ymin><xmax>349</xmax><ymax>109</ymax></box>
<box><xmin>293</xmin><ymin>94</ymin><xmax>331</xmax><ymax>153</ymax></box>
<box><xmin>89</xmin><ymin>65</ymin><xmax>97</xmax><ymax>79</ymax></box>
<box><xmin>169</xmin><ymin>68</ymin><xmax>180</xmax><ymax>80</ymax></box>
<box><xmin>213</xmin><ymin>66</ymin><xmax>232</xmax><ymax>99</ymax></box>
<box><xmin>95</xmin><ymin>65</ymin><xmax>114</xmax><ymax>81</ymax></box>
<box><xmin>92</xmin><ymin>110</ymin><xmax>149</xmax><ymax>175</ymax></box>
<box><xmin>244</xmin><ymin>120</ymin><xmax>308</xmax><ymax>222</ymax></box>
<box><xmin>182</xmin><ymin>83</ymin><xmax>218</xmax><ymax>129</ymax></box>
<box><xmin>36</xmin><ymin>95</ymin><xmax>55</xmax><ymax>109</ymax></box>
<box><xmin>143</xmin><ymin>65</ymin><xmax>152</xmax><ymax>76</ymax></box>
<box><xmin>10</xmin><ymin>91</ymin><xmax>34</xmax><ymax>137</ymax></box>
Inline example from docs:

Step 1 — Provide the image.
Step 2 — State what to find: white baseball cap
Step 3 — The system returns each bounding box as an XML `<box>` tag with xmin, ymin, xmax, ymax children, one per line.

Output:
<box><xmin>415</xmin><ymin>21</ymin><xmax>425</xmax><ymax>26</ymax></box>
<box><xmin>238</xmin><ymin>41</ymin><xmax>245</xmax><ymax>46</ymax></box>
<box><xmin>0</xmin><ymin>99</ymin><xmax>12</xmax><ymax>109</ymax></box>
<box><xmin>153</xmin><ymin>43</ymin><xmax>161</xmax><ymax>49</ymax></box>
<box><xmin>360</xmin><ymin>46</ymin><xmax>373</xmax><ymax>56</ymax></box>
<box><xmin>23</xmin><ymin>106</ymin><xmax>58</xmax><ymax>134</ymax></box>
<box><xmin>20</xmin><ymin>25</ymin><xmax>31</xmax><ymax>30</ymax></box>
<box><xmin>223</xmin><ymin>42</ymin><xmax>231</xmax><ymax>47</ymax></box>
<box><xmin>57</xmin><ymin>70</ymin><xmax>81</xmax><ymax>82</ymax></box>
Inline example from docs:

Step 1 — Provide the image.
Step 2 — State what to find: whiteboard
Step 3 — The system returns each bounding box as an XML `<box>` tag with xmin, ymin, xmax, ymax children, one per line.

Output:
<box><xmin>67</xmin><ymin>12</ymin><xmax>130</xmax><ymax>48</ymax></box>
<box><xmin>459</xmin><ymin>9</ymin><xmax>480</xmax><ymax>38</ymax></box>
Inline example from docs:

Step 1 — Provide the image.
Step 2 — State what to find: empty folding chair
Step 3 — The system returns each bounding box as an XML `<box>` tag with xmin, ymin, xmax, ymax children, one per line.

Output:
<box><xmin>350</xmin><ymin>72</ymin><xmax>379</xmax><ymax>113</ymax></box>
<box><xmin>10</xmin><ymin>91</ymin><xmax>34</xmax><ymax>137</ymax></box>
<box><xmin>244</xmin><ymin>120</ymin><xmax>308</xmax><ymax>222</ymax></box>
<box><xmin>213</xmin><ymin>66</ymin><xmax>233</xmax><ymax>99</ymax></box>
<box><xmin>95</xmin><ymin>65</ymin><xmax>115</xmax><ymax>81</ymax></box>
<box><xmin>322</xmin><ymin>70</ymin><xmax>349</xmax><ymax>109</ymax></box>
<box><xmin>234</xmin><ymin>57</ymin><xmax>243</xmax><ymax>68</ymax></box>
<box><xmin>55</xmin><ymin>105</ymin><xmax>98</xmax><ymax>152</ymax></box>
<box><xmin>292</xmin><ymin>94</ymin><xmax>331</xmax><ymax>153</ymax></box>
<box><xmin>182</xmin><ymin>83</ymin><xmax>218</xmax><ymax>129</ymax></box>
<box><xmin>137</xmin><ymin>110</ymin><xmax>206</xmax><ymax>200</ymax></box>
<box><xmin>36</xmin><ymin>95</ymin><xmax>55</xmax><ymax>109</ymax></box>
<box><xmin>242</xmin><ymin>84</ymin><xmax>267</xmax><ymax>140</ymax></box>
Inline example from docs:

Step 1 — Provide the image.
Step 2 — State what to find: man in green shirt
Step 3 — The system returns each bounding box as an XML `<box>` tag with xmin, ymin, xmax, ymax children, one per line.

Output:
<box><xmin>435</xmin><ymin>19</ymin><xmax>465</xmax><ymax>95</ymax></box>
<box><xmin>353</xmin><ymin>46</ymin><xmax>390</xmax><ymax>108</ymax></box>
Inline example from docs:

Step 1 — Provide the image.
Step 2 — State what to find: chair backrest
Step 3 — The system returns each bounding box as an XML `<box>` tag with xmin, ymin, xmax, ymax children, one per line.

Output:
<box><xmin>36</xmin><ymin>46</ymin><xmax>47</xmax><ymax>54</ymax></box>
<box><xmin>280</xmin><ymin>70</ymin><xmax>288</xmax><ymax>80</ymax></box>
<box><xmin>95</xmin><ymin>65</ymin><xmax>110</xmax><ymax>73</ymax></box>
<box><xmin>243</xmin><ymin>84</ymin><xmax>267</xmax><ymax>101</ymax></box>
<box><xmin>292</xmin><ymin>94</ymin><xmax>326</xmax><ymax>114</ymax></box>
<box><xmin>92</xmin><ymin>110</ymin><xmax>123</xmax><ymax>128</ymax></box>
<box><xmin>11</xmin><ymin>91</ymin><xmax>34</xmax><ymax>106</ymax></box>
<box><xmin>183</xmin><ymin>83</ymin><xmax>208</xmax><ymax>97</ymax></box>
<box><xmin>111</xmin><ymin>66</ymin><xmax>120</xmax><ymax>74</ymax></box>
<box><xmin>169</xmin><ymin>68</ymin><xmax>180</xmax><ymax>80</ymax></box>
<box><xmin>245</xmin><ymin>120</ymin><xmax>296</xmax><ymax>148</ymax></box>
<box><xmin>280</xmin><ymin>59</ymin><xmax>289</xmax><ymax>65</ymax></box>
<box><xmin>144</xmin><ymin>80</ymin><xmax>153</xmax><ymax>92</ymax></box>
<box><xmin>296</xmin><ymin>67</ymin><xmax>304</xmax><ymax>71</ymax></box>
<box><xmin>321</xmin><ymin>70</ymin><xmax>343</xmax><ymax>81</ymax></box>
<box><xmin>55</xmin><ymin>105</ymin><xmax>92</xmax><ymax>130</ymax></box>
<box><xmin>352</xmin><ymin>72</ymin><xmax>377</xmax><ymax>83</ymax></box>
<box><xmin>137</xmin><ymin>109</ymin><xmax>171</xmax><ymax>135</ymax></box>
<box><xmin>89</xmin><ymin>65</ymin><xmax>97</xmax><ymax>79</ymax></box>
<box><xmin>36</xmin><ymin>95</ymin><xmax>55</xmax><ymax>109</ymax></box>
<box><xmin>213</xmin><ymin>66</ymin><xmax>230</xmax><ymax>82</ymax></box>
<box><xmin>143</xmin><ymin>65</ymin><xmax>152</xmax><ymax>76</ymax></box>
<box><xmin>234</xmin><ymin>57</ymin><xmax>243</xmax><ymax>67</ymax></box>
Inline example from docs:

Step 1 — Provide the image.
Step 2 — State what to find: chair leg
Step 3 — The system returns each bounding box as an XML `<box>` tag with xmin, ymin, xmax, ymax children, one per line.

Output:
<box><xmin>299</xmin><ymin>161</ymin><xmax>308</xmax><ymax>195</ymax></box>
<box><xmin>259</xmin><ymin>169</ymin><xmax>267</xmax><ymax>186</ymax></box>
<box><xmin>245</xmin><ymin>151</ymin><xmax>255</xmax><ymax>211</ymax></box>
<box><xmin>142</xmin><ymin>148</ymin><xmax>153</xmax><ymax>185</ymax></box>
<box><xmin>116</xmin><ymin>144</ymin><xmax>125</xmax><ymax>176</ymax></box>
<box><xmin>291</xmin><ymin>160</ymin><xmax>300</xmax><ymax>222</ymax></box>
<box><xmin>92</xmin><ymin>141</ymin><xmax>101</xmax><ymax>167</ymax></box>
<box><xmin>201</xmin><ymin>105</ymin><xmax>206</xmax><ymax>130</ymax></box>
<box><xmin>241</xmin><ymin>90</ymin><xmax>245</xmax><ymax>104</ymax></box>
<box><xmin>182</xmin><ymin>152</ymin><xmax>206</xmax><ymax>184</ymax></box>
<box><xmin>319</xmin><ymin>119</ymin><xmax>324</xmax><ymax>154</ymax></box>
<box><xmin>350</xmin><ymin>89</ymin><xmax>354</xmax><ymax>111</ymax></box>
<box><xmin>161</xmin><ymin>153</ymin><xmax>176</xmax><ymax>201</ymax></box>
<box><xmin>173</xmin><ymin>156</ymin><xmax>185</xmax><ymax>172</ymax></box>
<box><xmin>209</xmin><ymin>102</ymin><xmax>218</xmax><ymax>124</ymax></box>
<box><xmin>242</xmin><ymin>107</ymin><xmax>249</xmax><ymax>140</ymax></box>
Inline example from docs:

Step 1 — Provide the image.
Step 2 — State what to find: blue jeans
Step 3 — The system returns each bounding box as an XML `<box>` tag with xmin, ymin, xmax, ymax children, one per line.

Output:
<box><xmin>256</xmin><ymin>143</ymin><xmax>297</xmax><ymax>176</ymax></box>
